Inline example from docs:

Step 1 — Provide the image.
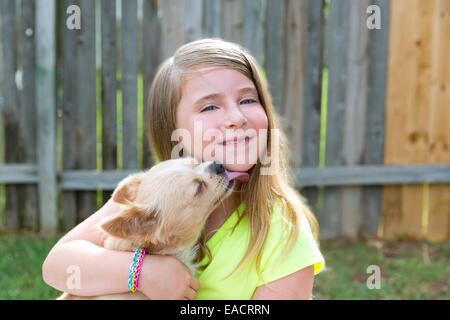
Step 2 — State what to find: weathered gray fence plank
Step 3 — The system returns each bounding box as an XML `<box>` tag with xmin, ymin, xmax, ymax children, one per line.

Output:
<box><xmin>265</xmin><ymin>0</ymin><xmax>285</xmax><ymax>116</ymax></box>
<box><xmin>0</xmin><ymin>1</ymin><xmax>3</xmax><ymax>105</ymax></box>
<box><xmin>142</xmin><ymin>0</ymin><xmax>159</xmax><ymax>168</ymax></box>
<box><xmin>1</xmin><ymin>0</ymin><xmax>21</xmax><ymax>231</ymax></box>
<box><xmin>101</xmin><ymin>0</ymin><xmax>117</xmax><ymax>203</ymax></box>
<box><xmin>20</xmin><ymin>0</ymin><xmax>38</xmax><ymax>230</ymax></box>
<box><xmin>322</xmin><ymin>0</ymin><xmax>350</xmax><ymax>239</ymax></box>
<box><xmin>283</xmin><ymin>0</ymin><xmax>308</xmax><ymax>169</ymax></box>
<box><xmin>61</xmin><ymin>0</ymin><xmax>76</xmax><ymax>229</ymax></box>
<box><xmin>202</xmin><ymin>0</ymin><xmax>221</xmax><ymax>38</ymax></box>
<box><xmin>77</xmin><ymin>0</ymin><xmax>97</xmax><ymax>221</ymax></box>
<box><xmin>61</xmin><ymin>0</ymin><xmax>79</xmax><ymax>230</ymax></box>
<box><xmin>3</xmin><ymin>164</ymin><xmax>450</xmax><ymax>188</ymax></box>
<box><xmin>121</xmin><ymin>0</ymin><xmax>138</xmax><ymax>170</ymax></box>
<box><xmin>301</xmin><ymin>0</ymin><xmax>324</xmax><ymax>225</ymax></box>
<box><xmin>363</xmin><ymin>0</ymin><xmax>390</xmax><ymax>237</ymax></box>
<box><xmin>221</xmin><ymin>0</ymin><xmax>244</xmax><ymax>43</ymax></box>
<box><xmin>160</xmin><ymin>0</ymin><xmax>185</xmax><ymax>60</ymax></box>
<box><xmin>36</xmin><ymin>0</ymin><xmax>57</xmax><ymax>233</ymax></box>
<box><xmin>291</xmin><ymin>164</ymin><xmax>450</xmax><ymax>187</ymax></box>
<box><xmin>0</xmin><ymin>164</ymin><xmax>38</xmax><ymax>183</ymax></box>
<box><xmin>61</xmin><ymin>169</ymin><xmax>139</xmax><ymax>190</ymax></box>
<box><xmin>63</xmin><ymin>165</ymin><xmax>450</xmax><ymax>191</ymax></box>
<box><xmin>243</xmin><ymin>0</ymin><xmax>264</xmax><ymax>65</ymax></box>
<box><xmin>340</xmin><ymin>0</ymin><xmax>370</xmax><ymax>239</ymax></box>
<box><xmin>184</xmin><ymin>0</ymin><xmax>203</xmax><ymax>43</ymax></box>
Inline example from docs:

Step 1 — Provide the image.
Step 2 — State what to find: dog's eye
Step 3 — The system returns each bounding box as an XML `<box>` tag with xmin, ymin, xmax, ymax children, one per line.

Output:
<box><xmin>188</xmin><ymin>162</ymin><xmax>199</xmax><ymax>168</ymax></box>
<box><xmin>194</xmin><ymin>179</ymin><xmax>205</xmax><ymax>196</ymax></box>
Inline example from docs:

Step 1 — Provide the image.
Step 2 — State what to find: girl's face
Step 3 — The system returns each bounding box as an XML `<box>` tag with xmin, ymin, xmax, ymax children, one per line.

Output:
<box><xmin>175</xmin><ymin>66</ymin><xmax>269</xmax><ymax>172</ymax></box>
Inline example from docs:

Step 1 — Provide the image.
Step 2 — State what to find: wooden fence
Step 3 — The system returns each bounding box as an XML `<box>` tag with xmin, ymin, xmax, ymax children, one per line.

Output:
<box><xmin>0</xmin><ymin>0</ymin><xmax>448</xmax><ymax>241</ymax></box>
<box><xmin>381</xmin><ymin>0</ymin><xmax>450</xmax><ymax>243</ymax></box>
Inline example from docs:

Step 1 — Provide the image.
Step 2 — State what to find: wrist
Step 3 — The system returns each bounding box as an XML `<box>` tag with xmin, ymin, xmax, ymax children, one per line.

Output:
<box><xmin>136</xmin><ymin>254</ymin><xmax>156</xmax><ymax>296</ymax></box>
<box><xmin>128</xmin><ymin>248</ymin><xmax>147</xmax><ymax>292</ymax></box>
<box><xmin>99</xmin><ymin>246</ymin><xmax>136</xmax><ymax>294</ymax></box>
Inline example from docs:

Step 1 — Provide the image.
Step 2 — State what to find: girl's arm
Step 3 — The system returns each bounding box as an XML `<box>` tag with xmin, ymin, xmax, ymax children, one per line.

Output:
<box><xmin>251</xmin><ymin>265</ymin><xmax>315</xmax><ymax>300</ymax></box>
<box><xmin>42</xmin><ymin>199</ymin><xmax>200</xmax><ymax>299</ymax></box>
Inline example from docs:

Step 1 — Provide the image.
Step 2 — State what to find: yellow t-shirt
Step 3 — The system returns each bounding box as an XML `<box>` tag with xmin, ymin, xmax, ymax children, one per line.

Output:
<box><xmin>195</xmin><ymin>200</ymin><xmax>325</xmax><ymax>300</ymax></box>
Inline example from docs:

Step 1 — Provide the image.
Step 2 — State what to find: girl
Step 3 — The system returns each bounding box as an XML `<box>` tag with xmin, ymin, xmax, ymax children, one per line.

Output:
<box><xmin>43</xmin><ymin>38</ymin><xmax>324</xmax><ymax>300</ymax></box>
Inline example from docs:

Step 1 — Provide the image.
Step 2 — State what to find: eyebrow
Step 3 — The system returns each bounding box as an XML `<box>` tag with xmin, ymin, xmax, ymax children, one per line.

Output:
<box><xmin>194</xmin><ymin>93</ymin><xmax>222</xmax><ymax>105</ymax></box>
<box><xmin>194</xmin><ymin>87</ymin><xmax>258</xmax><ymax>105</ymax></box>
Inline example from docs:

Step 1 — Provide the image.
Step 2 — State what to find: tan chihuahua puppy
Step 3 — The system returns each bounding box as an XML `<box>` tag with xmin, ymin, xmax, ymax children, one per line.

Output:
<box><xmin>59</xmin><ymin>157</ymin><xmax>248</xmax><ymax>299</ymax></box>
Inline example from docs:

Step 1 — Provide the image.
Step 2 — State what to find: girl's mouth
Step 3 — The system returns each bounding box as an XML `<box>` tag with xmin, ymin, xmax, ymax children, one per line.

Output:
<box><xmin>221</xmin><ymin>136</ymin><xmax>251</xmax><ymax>147</ymax></box>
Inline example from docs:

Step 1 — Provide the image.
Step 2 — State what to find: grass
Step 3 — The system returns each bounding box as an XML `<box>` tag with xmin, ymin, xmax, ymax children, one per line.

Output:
<box><xmin>314</xmin><ymin>239</ymin><xmax>449</xmax><ymax>300</ymax></box>
<box><xmin>0</xmin><ymin>233</ymin><xmax>448</xmax><ymax>300</ymax></box>
<box><xmin>0</xmin><ymin>233</ymin><xmax>62</xmax><ymax>299</ymax></box>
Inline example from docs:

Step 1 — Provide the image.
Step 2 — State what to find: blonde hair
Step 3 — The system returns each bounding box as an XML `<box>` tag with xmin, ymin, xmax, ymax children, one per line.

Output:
<box><xmin>146</xmin><ymin>38</ymin><xmax>319</xmax><ymax>281</ymax></box>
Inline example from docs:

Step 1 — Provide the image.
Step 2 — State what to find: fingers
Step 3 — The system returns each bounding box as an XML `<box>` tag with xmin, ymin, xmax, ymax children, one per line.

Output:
<box><xmin>190</xmin><ymin>277</ymin><xmax>201</xmax><ymax>291</ymax></box>
<box><xmin>184</xmin><ymin>287</ymin><xmax>198</xmax><ymax>300</ymax></box>
<box><xmin>183</xmin><ymin>276</ymin><xmax>200</xmax><ymax>300</ymax></box>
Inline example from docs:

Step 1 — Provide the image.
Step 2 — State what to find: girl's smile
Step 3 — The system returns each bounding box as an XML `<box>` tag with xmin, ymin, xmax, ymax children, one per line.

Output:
<box><xmin>220</xmin><ymin>136</ymin><xmax>252</xmax><ymax>147</ymax></box>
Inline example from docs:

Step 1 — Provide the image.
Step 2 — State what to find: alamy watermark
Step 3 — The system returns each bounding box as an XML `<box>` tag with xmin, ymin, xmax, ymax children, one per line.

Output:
<box><xmin>367</xmin><ymin>5</ymin><xmax>382</xmax><ymax>30</ymax></box>
<box><xmin>366</xmin><ymin>265</ymin><xmax>381</xmax><ymax>290</ymax></box>
<box><xmin>66</xmin><ymin>5</ymin><xmax>81</xmax><ymax>30</ymax></box>
<box><xmin>66</xmin><ymin>265</ymin><xmax>81</xmax><ymax>290</ymax></box>
<box><xmin>65</xmin><ymin>4</ymin><xmax>382</xmax><ymax>31</ymax></box>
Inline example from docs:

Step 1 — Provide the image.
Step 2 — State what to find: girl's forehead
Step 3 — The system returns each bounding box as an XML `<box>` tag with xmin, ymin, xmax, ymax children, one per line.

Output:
<box><xmin>181</xmin><ymin>66</ymin><xmax>255</xmax><ymax>94</ymax></box>
<box><xmin>191</xmin><ymin>65</ymin><xmax>230</xmax><ymax>74</ymax></box>
<box><xmin>183</xmin><ymin>65</ymin><xmax>240</xmax><ymax>83</ymax></box>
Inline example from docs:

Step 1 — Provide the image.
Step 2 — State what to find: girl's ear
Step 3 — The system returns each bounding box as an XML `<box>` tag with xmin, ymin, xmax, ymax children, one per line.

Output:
<box><xmin>112</xmin><ymin>173</ymin><xmax>145</xmax><ymax>204</ymax></box>
<box><xmin>101</xmin><ymin>205</ymin><xmax>157</xmax><ymax>240</ymax></box>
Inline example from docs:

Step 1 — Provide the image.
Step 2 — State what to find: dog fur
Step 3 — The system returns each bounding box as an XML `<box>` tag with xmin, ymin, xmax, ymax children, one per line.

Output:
<box><xmin>58</xmin><ymin>157</ymin><xmax>235</xmax><ymax>299</ymax></box>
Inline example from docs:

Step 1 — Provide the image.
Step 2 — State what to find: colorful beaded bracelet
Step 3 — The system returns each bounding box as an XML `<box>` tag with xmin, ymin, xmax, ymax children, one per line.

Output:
<box><xmin>128</xmin><ymin>248</ymin><xmax>147</xmax><ymax>293</ymax></box>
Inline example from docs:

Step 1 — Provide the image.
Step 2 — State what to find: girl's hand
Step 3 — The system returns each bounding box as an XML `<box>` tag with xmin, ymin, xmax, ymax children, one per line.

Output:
<box><xmin>139</xmin><ymin>254</ymin><xmax>200</xmax><ymax>300</ymax></box>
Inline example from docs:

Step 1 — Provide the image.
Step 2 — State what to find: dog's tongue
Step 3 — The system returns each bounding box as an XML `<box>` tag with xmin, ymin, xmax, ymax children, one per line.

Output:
<box><xmin>226</xmin><ymin>170</ymin><xmax>250</xmax><ymax>183</ymax></box>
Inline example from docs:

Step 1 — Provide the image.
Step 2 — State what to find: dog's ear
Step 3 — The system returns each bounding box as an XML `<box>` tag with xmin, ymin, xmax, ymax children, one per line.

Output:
<box><xmin>112</xmin><ymin>173</ymin><xmax>144</xmax><ymax>204</ymax></box>
<box><xmin>101</xmin><ymin>205</ymin><xmax>157</xmax><ymax>240</ymax></box>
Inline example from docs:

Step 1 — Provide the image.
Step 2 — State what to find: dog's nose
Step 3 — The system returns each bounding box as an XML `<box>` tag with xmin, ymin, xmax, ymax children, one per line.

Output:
<box><xmin>209</xmin><ymin>161</ymin><xmax>225</xmax><ymax>175</ymax></box>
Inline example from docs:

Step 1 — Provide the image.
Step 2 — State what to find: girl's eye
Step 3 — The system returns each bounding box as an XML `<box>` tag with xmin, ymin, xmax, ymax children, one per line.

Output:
<box><xmin>200</xmin><ymin>105</ymin><xmax>217</xmax><ymax>112</ymax></box>
<box><xmin>240</xmin><ymin>98</ymin><xmax>257</xmax><ymax>105</ymax></box>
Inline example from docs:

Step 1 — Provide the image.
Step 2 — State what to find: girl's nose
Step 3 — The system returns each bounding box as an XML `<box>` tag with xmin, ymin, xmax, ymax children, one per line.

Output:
<box><xmin>223</xmin><ymin>105</ymin><xmax>247</xmax><ymax>129</ymax></box>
